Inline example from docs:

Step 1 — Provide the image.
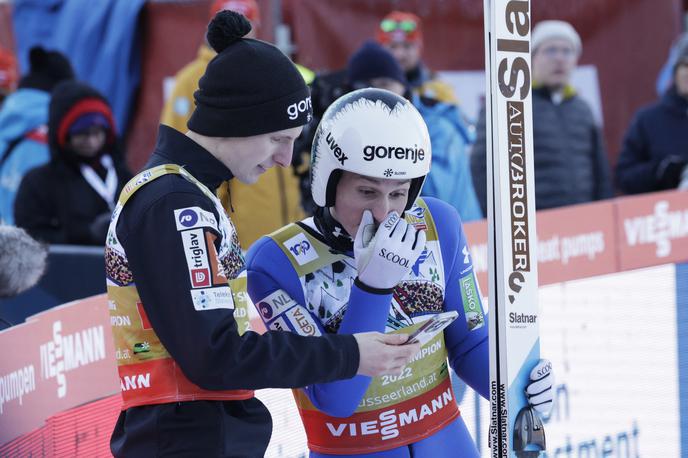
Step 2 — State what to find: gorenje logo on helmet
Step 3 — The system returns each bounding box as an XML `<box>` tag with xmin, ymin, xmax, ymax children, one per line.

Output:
<box><xmin>363</xmin><ymin>144</ymin><xmax>426</xmax><ymax>164</ymax></box>
<box><xmin>326</xmin><ymin>132</ymin><xmax>348</xmax><ymax>165</ymax></box>
<box><xmin>287</xmin><ymin>96</ymin><xmax>312</xmax><ymax>120</ymax></box>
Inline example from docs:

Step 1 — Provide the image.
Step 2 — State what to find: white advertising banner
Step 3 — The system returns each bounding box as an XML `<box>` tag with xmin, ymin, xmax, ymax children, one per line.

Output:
<box><xmin>458</xmin><ymin>264</ymin><xmax>681</xmax><ymax>457</ymax></box>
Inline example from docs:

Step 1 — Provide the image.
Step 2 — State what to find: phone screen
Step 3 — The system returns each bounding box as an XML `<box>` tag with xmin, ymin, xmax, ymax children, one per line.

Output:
<box><xmin>404</xmin><ymin>311</ymin><xmax>459</xmax><ymax>345</ymax></box>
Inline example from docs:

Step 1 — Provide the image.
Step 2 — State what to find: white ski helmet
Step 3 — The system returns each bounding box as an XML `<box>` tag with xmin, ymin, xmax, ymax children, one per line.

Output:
<box><xmin>310</xmin><ymin>88</ymin><xmax>431</xmax><ymax>211</ymax></box>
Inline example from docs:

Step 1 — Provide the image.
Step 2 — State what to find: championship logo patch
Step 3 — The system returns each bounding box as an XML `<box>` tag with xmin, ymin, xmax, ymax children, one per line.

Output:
<box><xmin>283</xmin><ymin>233</ymin><xmax>319</xmax><ymax>266</ymax></box>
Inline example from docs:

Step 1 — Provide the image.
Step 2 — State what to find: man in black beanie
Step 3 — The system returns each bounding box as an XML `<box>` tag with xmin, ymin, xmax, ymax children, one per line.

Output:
<box><xmin>106</xmin><ymin>11</ymin><xmax>419</xmax><ymax>457</ymax></box>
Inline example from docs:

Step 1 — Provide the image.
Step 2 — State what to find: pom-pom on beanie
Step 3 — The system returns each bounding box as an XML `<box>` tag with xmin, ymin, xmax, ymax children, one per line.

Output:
<box><xmin>188</xmin><ymin>10</ymin><xmax>312</xmax><ymax>137</ymax></box>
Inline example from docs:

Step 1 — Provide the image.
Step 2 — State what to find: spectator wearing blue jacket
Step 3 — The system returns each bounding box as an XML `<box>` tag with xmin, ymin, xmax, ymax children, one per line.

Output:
<box><xmin>0</xmin><ymin>47</ymin><xmax>74</xmax><ymax>224</ymax></box>
<box><xmin>346</xmin><ymin>40</ymin><xmax>483</xmax><ymax>221</ymax></box>
<box><xmin>616</xmin><ymin>40</ymin><xmax>688</xmax><ymax>194</ymax></box>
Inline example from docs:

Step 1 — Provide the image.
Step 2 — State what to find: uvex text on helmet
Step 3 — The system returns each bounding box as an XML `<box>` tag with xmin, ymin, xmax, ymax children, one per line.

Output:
<box><xmin>310</xmin><ymin>88</ymin><xmax>431</xmax><ymax>211</ymax></box>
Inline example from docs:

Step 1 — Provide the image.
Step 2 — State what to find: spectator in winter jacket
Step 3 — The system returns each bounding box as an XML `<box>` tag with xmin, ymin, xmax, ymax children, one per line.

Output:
<box><xmin>616</xmin><ymin>40</ymin><xmax>688</xmax><ymax>193</ymax></box>
<box><xmin>0</xmin><ymin>46</ymin><xmax>74</xmax><ymax>224</ymax></box>
<box><xmin>160</xmin><ymin>0</ymin><xmax>309</xmax><ymax>248</ymax></box>
<box><xmin>347</xmin><ymin>41</ymin><xmax>483</xmax><ymax>221</ymax></box>
<box><xmin>14</xmin><ymin>81</ymin><xmax>131</xmax><ymax>245</ymax></box>
<box><xmin>376</xmin><ymin>10</ymin><xmax>458</xmax><ymax>104</ymax></box>
<box><xmin>471</xmin><ymin>20</ymin><xmax>613</xmax><ymax>213</ymax></box>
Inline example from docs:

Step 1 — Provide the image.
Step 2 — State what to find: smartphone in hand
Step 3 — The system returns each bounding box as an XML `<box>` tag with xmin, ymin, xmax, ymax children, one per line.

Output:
<box><xmin>404</xmin><ymin>311</ymin><xmax>459</xmax><ymax>345</ymax></box>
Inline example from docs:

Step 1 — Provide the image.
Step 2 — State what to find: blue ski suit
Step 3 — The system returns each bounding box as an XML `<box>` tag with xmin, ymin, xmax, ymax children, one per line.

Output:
<box><xmin>246</xmin><ymin>197</ymin><xmax>489</xmax><ymax>457</ymax></box>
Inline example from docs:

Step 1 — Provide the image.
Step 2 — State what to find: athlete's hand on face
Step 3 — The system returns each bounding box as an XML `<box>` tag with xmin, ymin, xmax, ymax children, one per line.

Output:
<box><xmin>525</xmin><ymin>359</ymin><xmax>554</xmax><ymax>416</ymax></box>
<box><xmin>354</xmin><ymin>210</ymin><xmax>426</xmax><ymax>290</ymax></box>
<box><xmin>354</xmin><ymin>332</ymin><xmax>420</xmax><ymax>377</ymax></box>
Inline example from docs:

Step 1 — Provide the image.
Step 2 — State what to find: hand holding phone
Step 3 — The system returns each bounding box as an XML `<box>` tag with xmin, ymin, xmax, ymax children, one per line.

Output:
<box><xmin>404</xmin><ymin>311</ymin><xmax>459</xmax><ymax>345</ymax></box>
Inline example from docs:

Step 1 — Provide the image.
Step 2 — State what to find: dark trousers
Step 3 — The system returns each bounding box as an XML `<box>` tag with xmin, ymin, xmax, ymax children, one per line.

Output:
<box><xmin>111</xmin><ymin>398</ymin><xmax>272</xmax><ymax>457</ymax></box>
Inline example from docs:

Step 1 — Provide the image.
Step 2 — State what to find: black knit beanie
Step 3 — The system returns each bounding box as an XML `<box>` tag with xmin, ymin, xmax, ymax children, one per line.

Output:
<box><xmin>347</xmin><ymin>41</ymin><xmax>407</xmax><ymax>87</ymax></box>
<box><xmin>188</xmin><ymin>11</ymin><xmax>312</xmax><ymax>137</ymax></box>
<box><xmin>18</xmin><ymin>46</ymin><xmax>75</xmax><ymax>92</ymax></box>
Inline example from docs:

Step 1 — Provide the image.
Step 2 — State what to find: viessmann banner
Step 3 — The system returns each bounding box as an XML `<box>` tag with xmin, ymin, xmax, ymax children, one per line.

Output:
<box><xmin>0</xmin><ymin>295</ymin><xmax>119</xmax><ymax>444</ymax></box>
<box><xmin>464</xmin><ymin>190</ymin><xmax>688</xmax><ymax>288</ymax></box>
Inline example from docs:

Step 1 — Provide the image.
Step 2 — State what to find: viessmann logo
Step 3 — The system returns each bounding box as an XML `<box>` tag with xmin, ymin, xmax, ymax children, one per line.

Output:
<box><xmin>624</xmin><ymin>200</ymin><xmax>688</xmax><ymax>258</ymax></box>
<box><xmin>326</xmin><ymin>387</ymin><xmax>453</xmax><ymax>441</ymax></box>
<box><xmin>39</xmin><ymin>321</ymin><xmax>107</xmax><ymax>398</ymax></box>
<box><xmin>363</xmin><ymin>145</ymin><xmax>426</xmax><ymax>164</ymax></box>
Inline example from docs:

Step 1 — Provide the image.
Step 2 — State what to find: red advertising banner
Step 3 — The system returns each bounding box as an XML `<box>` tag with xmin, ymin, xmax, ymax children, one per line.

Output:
<box><xmin>0</xmin><ymin>294</ymin><xmax>119</xmax><ymax>445</ymax></box>
<box><xmin>463</xmin><ymin>200</ymin><xmax>618</xmax><ymax>290</ymax></box>
<box><xmin>616</xmin><ymin>190</ymin><xmax>688</xmax><ymax>271</ymax></box>
<box><xmin>536</xmin><ymin>201</ymin><xmax>617</xmax><ymax>285</ymax></box>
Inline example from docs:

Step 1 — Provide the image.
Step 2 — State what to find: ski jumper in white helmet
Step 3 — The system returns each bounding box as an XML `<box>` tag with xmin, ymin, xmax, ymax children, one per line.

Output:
<box><xmin>246</xmin><ymin>88</ymin><xmax>551</xmax><ymax>456</ymax></box>
<box><xmin>310</xmin><ymin>88</ymin><xmax>431</xmax><ymax>212</ymax></box>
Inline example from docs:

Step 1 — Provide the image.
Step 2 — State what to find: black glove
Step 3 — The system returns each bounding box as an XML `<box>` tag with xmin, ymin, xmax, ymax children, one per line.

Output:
<box><xmin>655</xmin><ymin>155</ymin><xmax>688</xmax><ymax>190</ymax></box>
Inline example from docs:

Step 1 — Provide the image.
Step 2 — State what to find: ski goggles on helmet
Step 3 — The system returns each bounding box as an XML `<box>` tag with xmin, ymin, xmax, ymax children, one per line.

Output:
<box><xmin>379</xmin><ymin>18</ymin><xmax>418</xmax><ymax>33</ymax></box>
<box><xmin>376</xmin><ymin>11</ymin><xmax>422</xmax><ymax>44</ymax></box>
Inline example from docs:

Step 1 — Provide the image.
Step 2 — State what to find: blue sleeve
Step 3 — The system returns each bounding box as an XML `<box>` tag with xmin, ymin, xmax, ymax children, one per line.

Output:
<box><xmin>426</xmin><ymin>198</ymin><xmax>490</xmax><ymax>399</ymax></box>
<box><xmin>421</xmin><ymin>115</ymin><xmax>483</xmax><ymax>222</ymax></box>
<box><xmin>1</xmin><ymin>140</ymin><xmax>50</xmax><ymax>225</ymax></box>
<box><xmin>445</xmin><ymin>130</ymin><xmax>483</xmax><ymax>222</ymax></box>
<box><xmin>246</xmin><ymin>237</ymin><xmax>393</xmax><ymax>417</ymax></box>
<box><xmin>469</xmin><ymin>105</ymin><xmax>488</xmax><ymax>216</ymax></box>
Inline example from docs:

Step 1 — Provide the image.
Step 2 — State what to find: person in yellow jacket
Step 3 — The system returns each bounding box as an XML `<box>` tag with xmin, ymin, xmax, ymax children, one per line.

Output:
<box><xmin>161</xmin><ymin>0</ymin><xmax>310</xmax><ymax>248</ymax></box>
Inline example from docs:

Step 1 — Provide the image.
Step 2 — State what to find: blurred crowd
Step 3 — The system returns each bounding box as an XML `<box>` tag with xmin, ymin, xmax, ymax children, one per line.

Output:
<box><xmin>0</xmin><ymin>0</ymin><xmax>686</xmax><ymax>254</ymax></box>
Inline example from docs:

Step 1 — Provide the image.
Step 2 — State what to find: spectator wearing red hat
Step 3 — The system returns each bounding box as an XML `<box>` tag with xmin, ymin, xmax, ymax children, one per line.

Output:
<box><xmin>160</xmin><ymin>0</ymin><xmax>309</xmax><ymax>249</ymax></box>
<box><xmin>14</xmin><ymin>81</ymin><xmax>131</xmax><ymax>245</ymax></box>
<box><xmin>376</xmin><ymin>10</ymin><xmax>458</xmax><ymax>104</ymax></box>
